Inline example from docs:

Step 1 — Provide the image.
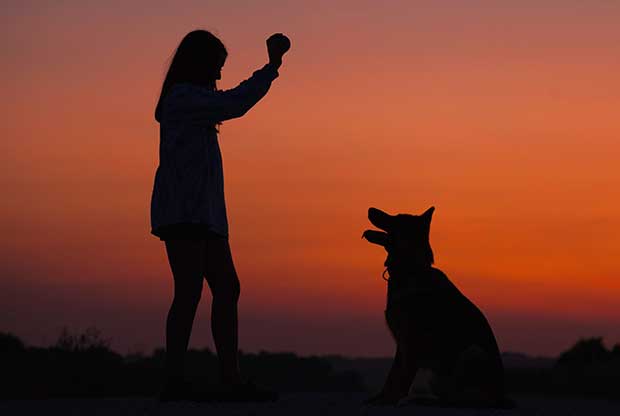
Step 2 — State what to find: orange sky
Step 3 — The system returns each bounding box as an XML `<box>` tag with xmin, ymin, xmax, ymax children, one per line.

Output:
<box><xmin>2</xmin><ymin>0</ymin><xmax>619</xmax><ymax>356</ymax></box>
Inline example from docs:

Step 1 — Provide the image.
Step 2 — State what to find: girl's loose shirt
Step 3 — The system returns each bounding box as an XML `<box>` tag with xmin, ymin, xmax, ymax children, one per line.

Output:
<box><xmin>151</xmin><ymin>63</ymin><xmax>279</xmax><ymax>239</ymax></box>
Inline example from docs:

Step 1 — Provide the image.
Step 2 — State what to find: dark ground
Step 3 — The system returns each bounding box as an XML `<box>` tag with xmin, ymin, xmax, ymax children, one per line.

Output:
<box><xmin>2</xmin><ymin>393</ymin><xmax>620</xmax><ymax>416</ymax></box>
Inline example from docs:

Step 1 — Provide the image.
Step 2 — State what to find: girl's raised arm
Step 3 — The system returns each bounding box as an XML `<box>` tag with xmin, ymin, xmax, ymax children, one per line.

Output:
<box><xmin>162</xmin><ymin>34</ymin><xmax>290</xmax><ymax>125</ymax></box>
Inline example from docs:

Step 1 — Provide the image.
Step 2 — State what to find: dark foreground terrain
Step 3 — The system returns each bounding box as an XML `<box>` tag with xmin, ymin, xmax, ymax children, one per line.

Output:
<box><xmin>1</xmin><ymin>330</ymin><xmax>619</xmax><ymax>415</ymax></box>
<box><xmin>2</xmin><ymin>393</ymin><xmax>620</xmax><ymax>416</ymax></box>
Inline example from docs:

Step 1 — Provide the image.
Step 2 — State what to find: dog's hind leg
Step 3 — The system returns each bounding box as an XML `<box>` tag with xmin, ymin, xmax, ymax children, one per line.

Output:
<box><xmin>408</xmin><ymin>368</ymin><xmax>439</xmax><ymax>401</ymax></box>
<box><xmin>441</xmin><ymin>344</ymin><xmax>502</xmax><ymax>407</ymax></box>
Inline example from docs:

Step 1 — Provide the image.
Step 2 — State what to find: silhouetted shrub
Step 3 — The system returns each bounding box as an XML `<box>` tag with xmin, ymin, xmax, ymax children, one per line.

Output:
<box><xmin>55</xmin><ymin>327</ymin><xmax>111</xmax><ymax>352</ymax></box>
<box><xmin>547</xmin><ymin>337</ymin><xmax>620</xmax><ymax>399</ymax></box>
<box><xmin>611</xmin><ymin>344</ymin><xmax>620</xmax><ymax>358</ymax></box>
<box><xmin>556</xmin><ymin>337</ymin><xmax>611</xmax><ymax>367</ymax></box>
<box><xmin>0</xmin><ymin>331</ymin><xmax>25</xmax><ymax>352</ymax></box>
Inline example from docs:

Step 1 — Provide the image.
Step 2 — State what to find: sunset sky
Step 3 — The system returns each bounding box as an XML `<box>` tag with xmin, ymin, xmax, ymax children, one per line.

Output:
<box><xmin>2</xmin><ymin>0</ymin><xmax>619</xmax><ymax>357</ymax></box>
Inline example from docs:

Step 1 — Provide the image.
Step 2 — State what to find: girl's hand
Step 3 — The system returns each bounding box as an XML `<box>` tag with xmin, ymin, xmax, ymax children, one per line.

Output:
<box><xmin>267</xmin><ymin>33</ymin><xmax>291</xmax><ymax>68</ymax></box>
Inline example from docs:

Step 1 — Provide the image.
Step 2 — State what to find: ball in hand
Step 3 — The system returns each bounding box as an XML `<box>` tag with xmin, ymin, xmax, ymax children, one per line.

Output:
<box><xmin>267</xmin><ymin>33</ymin><xmax>291</xmax><ymax>60</ymax></box>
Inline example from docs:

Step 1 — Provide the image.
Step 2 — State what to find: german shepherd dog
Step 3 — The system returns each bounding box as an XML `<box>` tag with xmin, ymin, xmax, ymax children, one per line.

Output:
<box><xmin>362</xmin><ymin>207</ymin><xmax>507</xmax><ymax>407</ymax></box>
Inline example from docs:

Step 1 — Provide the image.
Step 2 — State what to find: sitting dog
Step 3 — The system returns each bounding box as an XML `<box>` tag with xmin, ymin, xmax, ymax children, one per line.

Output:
<box><xmin>363</xmin><ymin>207</ymin><xmax>507</xmax><ymax>407</ymax></box>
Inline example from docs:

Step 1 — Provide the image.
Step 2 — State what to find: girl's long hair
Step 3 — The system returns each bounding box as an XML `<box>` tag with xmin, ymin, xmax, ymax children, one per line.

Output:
<box><xmin>155</xmin><ymin>30</ymin><xmax>227</xmax><ymax>123</ymax></box>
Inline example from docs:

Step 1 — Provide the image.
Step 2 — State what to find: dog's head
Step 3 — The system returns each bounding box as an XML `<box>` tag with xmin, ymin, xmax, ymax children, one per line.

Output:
<box><xmin>362</xmin><ymin>207</ymin><xmax>435</xmax><ymax>272</ymax></box>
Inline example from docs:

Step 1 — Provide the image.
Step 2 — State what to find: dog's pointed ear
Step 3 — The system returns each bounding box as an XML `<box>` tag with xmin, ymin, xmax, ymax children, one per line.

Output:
<box><xmin>422</xmin><ymin>206</ymin><xmax>435</xmax><ymax>224</ymax></box>
<box><xmin>368</xmin><ymin>207</ymin><xmax>393</xmax><ymax>232</ymax></box>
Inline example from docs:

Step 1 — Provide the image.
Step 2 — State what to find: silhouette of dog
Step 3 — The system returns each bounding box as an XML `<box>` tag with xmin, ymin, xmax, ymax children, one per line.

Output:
<box><xmin>362</xmin><ymin>207</ymin><xmax>507</xmax><ymax>407</ymax></box>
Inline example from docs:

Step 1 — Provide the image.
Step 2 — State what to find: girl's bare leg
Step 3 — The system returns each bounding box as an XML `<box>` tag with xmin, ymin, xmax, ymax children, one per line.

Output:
<box><xmin>204</xmin><ymin>237</ymin><xmax>242</xmax><ymax>385</ymax></box>
<box><xmin>164</xmin><ymin>239</ymin><xmax>206</xmax><ymax>385</ymax></box>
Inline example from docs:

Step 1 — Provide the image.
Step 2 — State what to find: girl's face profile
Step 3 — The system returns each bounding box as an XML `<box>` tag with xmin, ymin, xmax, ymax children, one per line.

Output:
<box><xmin>213</xmin><ymin>53</ymin><xmax>226</xmax><ymax>80</ymax></box>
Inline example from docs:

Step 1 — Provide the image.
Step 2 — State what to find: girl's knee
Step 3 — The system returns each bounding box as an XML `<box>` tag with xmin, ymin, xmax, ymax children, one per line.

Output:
<box><xmin>174</xmin><ymin>281</ymin><xmax>203</xmax><ymax>307</ymax></box>
<box><xmin>210</xmin><ymin>274</ymin><xmax>240</xmax><ymax>302</ymax></box>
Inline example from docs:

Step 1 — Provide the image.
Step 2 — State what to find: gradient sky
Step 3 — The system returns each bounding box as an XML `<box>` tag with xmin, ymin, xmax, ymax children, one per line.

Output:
<box><xmin>2</xmin><ymin>0</ymin><xmax>619</xmax><ymax>357</ymax></box>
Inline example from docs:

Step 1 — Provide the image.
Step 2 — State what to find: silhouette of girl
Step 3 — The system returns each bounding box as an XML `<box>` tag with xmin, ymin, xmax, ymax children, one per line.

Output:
<box><xmin>150</xmin><ymin>29</ymin><xmax>290</xmax><ymax>401</ymax></box>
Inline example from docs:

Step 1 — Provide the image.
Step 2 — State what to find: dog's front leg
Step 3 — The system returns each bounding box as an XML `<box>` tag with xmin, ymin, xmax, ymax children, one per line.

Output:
<box><xmin>365</xmin><ymin>346</ymin><xmax>417</xmax><ymax>405</ymax></box>
<box><xmin>365</xmin><ymin>347</ymin><xmax>402</xmax><ymax>405</ymax></box>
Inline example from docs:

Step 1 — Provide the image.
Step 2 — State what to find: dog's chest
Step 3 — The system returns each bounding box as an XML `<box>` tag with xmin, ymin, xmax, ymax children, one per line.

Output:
<box><xmin>386</xmin><ymin>273</ymin><xmax>437</xmax><ymax>311</ymax></box>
